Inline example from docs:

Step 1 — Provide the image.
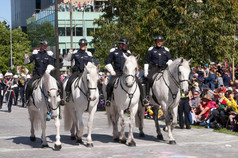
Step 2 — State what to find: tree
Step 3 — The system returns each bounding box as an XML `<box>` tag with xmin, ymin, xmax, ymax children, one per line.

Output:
<box><xmin>92</xmin><ymin>0</ymin><xmax>238</xmax><ymax>66</ymax></box>
<box><xmin>27</xmin><ymin>21</ymin><xmax>55</xmax><ymax>48</ymax></box>
<box><xmin>0</xmin><ymin>22</ymin><xmax>31</xmax><ymax>74</ymax></box>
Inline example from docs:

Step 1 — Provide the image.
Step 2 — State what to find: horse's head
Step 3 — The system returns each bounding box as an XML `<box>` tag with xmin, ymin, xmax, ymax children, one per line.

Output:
<box><xmin>177</xmin><ymin>58</ymin><xmax>192</xmax><ymax>94</ymax></box>
<box><xmin>84</xmin><ymin>62</ymin><xmax>100</xmax><ymax>101</ymax></box>
<box><xmin>43</xmin><ymin>73</ymin><xmax>61</xmax><ymax>118</ymax></box>
<box><xmin>122</xmin><ymin>54</ymin><xmax>139</xmax><ymax>87</ymax></box>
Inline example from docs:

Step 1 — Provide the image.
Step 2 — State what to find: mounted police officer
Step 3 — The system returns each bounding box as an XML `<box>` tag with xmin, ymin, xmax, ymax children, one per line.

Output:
<box><xmin>143</xmin><ymin>35</ymin><xmax>172</xmax><ymax>104</ymax></box>
<box><xmin>65</xmin><ymin>38</ymin><xmax>93</xmax><ymax>102</ymax></box>
<box><xmin>105</xmin><ymin>38</ymin><xmax>145</xmax><ymax>106</ymax></box>
<box><xmin>24</xmin><ymin>39</ymin><xmax>64</xmax><ymax>106</ymax></box>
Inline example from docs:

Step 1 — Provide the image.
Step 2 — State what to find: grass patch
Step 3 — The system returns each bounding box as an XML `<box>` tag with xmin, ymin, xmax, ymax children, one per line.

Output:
<box><xmin>191</xmin><ymin>125</ymin><xmax>206</xmax><ymax>129</ymax></box>
<box><xmin>213</xmin><ymin>128</ymin><xmax>238</xmax><ymax>136</ymax></box>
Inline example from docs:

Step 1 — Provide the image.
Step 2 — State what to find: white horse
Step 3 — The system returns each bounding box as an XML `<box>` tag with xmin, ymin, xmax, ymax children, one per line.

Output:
<box><xmin>136</xmin><ymin>58</ymin><xmax>191</xmax><ymax>144</ymax></box>
<box><xmin>64</xmin><ymin>63</ymin><xmax>100</xmax><ymax>147</ymax></box>
<box><xmin>28</xmin><ymin>72</ymin><xmax>62</xmax><ymax>150</ymax></box>
<box><xmin>103</xmin><ymin>54</ymin><xmax>140</xmax><ymax>146</ymax></box>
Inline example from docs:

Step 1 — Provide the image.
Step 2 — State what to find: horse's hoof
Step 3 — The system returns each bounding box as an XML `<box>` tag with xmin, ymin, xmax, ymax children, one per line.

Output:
<box><xmin>76</xmin><ymin>138</ymin><xmax>83</xmax><ymax>144</ymax></box>
<box><xmin>41</xmin><ymin>144</ymin><xmax>49</xmax><ymax>148</ymax></box>
<box><xmin>119</xmin><ymin>139</ymin><xmax>127</xmax><ymax>144</ymax></box>
<box><xmin>168</xmin><ymin>140</ymin><xmax>176</xmax><ymax>145</ymax></box>
<box><xmin>54</xmin><ymin>144</ymin><xmax>62</xmax><ymax>150</ymax></box>
<box><xmin>139</xmin><ymin>132</ymin><xmax>145</xmax><ymax>137</ymax></box>
<box><xmin>113</xmin><ymin>138</ymin><xmax>119</xmax><ymax>142</ymax></box>
<box><xmin>128</xmin><ymin>141</ymin><xmax>136</xmax><ymax>147</ymax></box>
<box><xmin>86</xmin><ymin>143</ymin><xmax>94</xmax><ymax>147</ymax></box>
<box><xmin>70</xmin><ymin>136</ymin><xmax>76</xmax><ymax>140</ymax></box>
<box><xmin>157</xmin><ymin>134</ymin><xmax>164</xmax><ymax>140</ymax></box>
<box><xmin>30</xmin><ymin>136</ymin><xmax>36</xmax><ymax>142</ymax></box>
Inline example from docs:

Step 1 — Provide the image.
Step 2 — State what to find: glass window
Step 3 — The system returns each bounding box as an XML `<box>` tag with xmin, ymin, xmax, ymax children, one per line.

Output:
<box><xmin>76</xmin><ymin>27</ymin><xmax>83</xmax><ymax>36</ymax></box>
<box><xmin>87</xmin><ymin>28</ymin><xmax>94</xmax><ymax>36</ymax></box>
<box><xmin>58</xmin><ymin>27</ymin><xmax>65</xmax><ymax>36</ymax></box>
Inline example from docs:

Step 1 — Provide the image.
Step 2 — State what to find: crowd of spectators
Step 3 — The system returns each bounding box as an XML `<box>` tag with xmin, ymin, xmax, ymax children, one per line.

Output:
<box><xmin>186</xmin><ymin>61</ymin><xmax>238</xmax><ymax>132</ymax></box>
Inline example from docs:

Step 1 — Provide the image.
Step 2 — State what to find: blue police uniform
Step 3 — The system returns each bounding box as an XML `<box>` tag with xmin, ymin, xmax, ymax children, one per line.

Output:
<box><xmin>106</xmin><ymin>47</ymin><xmax>131</xmax><ymax>74</ymax></box>
<box><xmin>25</xmin><ymin>49</ymin><xmax>55</xmax><ymax>104</ymax></box>
<box><xmin>144</xmin><ymin>45</ymin><xmax>172</xmax><ymax>98</ymax></box>
<box><xmin>65</xmin><ymin>49</ymin><xmax>92</xmax><ymax>99</ymax></box>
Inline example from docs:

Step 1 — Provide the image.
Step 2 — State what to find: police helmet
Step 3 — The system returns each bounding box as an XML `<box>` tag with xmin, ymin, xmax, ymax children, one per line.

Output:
<box><xmin>40</xmin><ymin>39</ymin><xmax>49</xmax><ymax>46</ymax></box>
<box><xmin>0</xmin><ymin>73</ymin><xmax>3</xmax><ymax>79</ymax></box>
<box><xmin>79</xmin><ymin>38</ymin><xmax>88</xmax><ymax>45</ymax></box>
<box><xmin>154</xmin><ymin>36</ymin><xmax>164</xmax><ymax>41</ymax></box>
<box><xmin>118</xmin><ymin>38</ymin><xmax>129</xmax><ymax>46</ymax></box>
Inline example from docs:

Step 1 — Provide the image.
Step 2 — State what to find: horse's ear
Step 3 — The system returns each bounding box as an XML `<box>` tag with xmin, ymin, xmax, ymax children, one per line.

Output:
<box><xmin>188</xmin><ymin>58</ymin><xmax>193</xmax><ymax>64</ymax></box>
<box><xmin>97</xmin><ymin>64</ymin><xmax>100</xmax><ymax>71</ymax></box>
<box><xmin>180</xmin><ymin>58</ymin><xmax>184</xmax><ymax>64</ymax></box>
<box><xmin>136</xmin><ymin>55</ymin><xmax>140</xmax><ymax>61</ymax></box>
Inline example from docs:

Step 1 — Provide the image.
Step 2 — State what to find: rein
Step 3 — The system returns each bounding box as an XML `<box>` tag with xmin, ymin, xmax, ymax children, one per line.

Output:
<box><xmin>76</xmin><ymin>74</ymin><xmax>97</xmax><ymax>111</ymax></box>
<box><xmin>119</xmin><ymin>74</ymin><xmax>138</xmax><ymax>109</ymax></box>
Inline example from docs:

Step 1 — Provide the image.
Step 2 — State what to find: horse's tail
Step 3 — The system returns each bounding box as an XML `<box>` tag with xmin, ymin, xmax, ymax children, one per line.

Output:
<box><xmin>28</xmin><ymin>109</ymin><xmax>41</xmax><ymax>131</ymax></box>
<box><xmin>64</xmin><ymin>104</ymin><xmax>73</xmax><ymax>131</ymax></box>
<box><xmin>135</xmin><ymin>101</ymin><xmax>145</xmax><ymax>128</ymax></box>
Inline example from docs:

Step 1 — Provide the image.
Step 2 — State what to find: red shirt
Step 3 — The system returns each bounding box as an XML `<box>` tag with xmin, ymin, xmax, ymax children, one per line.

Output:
<box><xmin>203</xmin><ymin>101</ymin><xmax>212</xmax><ymax>118</ymax></box>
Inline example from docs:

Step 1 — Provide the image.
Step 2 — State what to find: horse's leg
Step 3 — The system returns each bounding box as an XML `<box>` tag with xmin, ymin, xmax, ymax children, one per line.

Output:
<box><xmin>154</xmin><ymin>106</ymin><xmax>163</xmax><ymax>140</ymax></box>
<box><xmin>136</xmin><ymin>101</ymin><xmax>145</xmax><ymax>137</ymax></box>
<box><xmin>54</xmin><ymin>109</ymin><xmax>62</xmax><ymax>150</ymax></box>
<box><xmin>40</xmin><ymin>113</ymin><xmax>48</xmax><ymax>147</ymax></box>
<box><xmin>29</xmin><ymin>110</ymin><xmax>36</xmax><ymax>141</ymax></box>
<box><xmin>70</xmin><ymin>122</ymin><xmax>76</xmax><ymax>140</ymax></box>
<box><xmin>111</xmin><ymin>109</ymin><xmax>119</xmax><ymax>142</ymax></box>
<box><xmin>86</xmin><ymin>105</ymin><xmax>97</xmax><ymax>147</ymax></box>
<box><xmin>127</xmin><ymin>106</ymin><xmax>137</xmax><ymax>146</ymax></box>
<box><xmin>77</xmin><ymin>109</ymin><xmax>84</xmax><ymax>144</ymax></box>
<box><xmin>171</xmin><ymin>105</ymin><xmax>178</xmax><ymax>131</ymax></box>
<box><xmin>119</xmin><ymin>109</ymin><xmax>127</xmax><ymax>144</ymax></box>
<box><xmin>162</xmin><ymin>105</ymin><xmax>176</xmax><ymax>145</ymax></box>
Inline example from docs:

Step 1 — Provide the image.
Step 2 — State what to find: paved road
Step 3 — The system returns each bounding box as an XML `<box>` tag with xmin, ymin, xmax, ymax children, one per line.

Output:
<box><xmin>0</xmin><ymin>102</ymin><xmax>238</xmax><ymax>158</ymax></box>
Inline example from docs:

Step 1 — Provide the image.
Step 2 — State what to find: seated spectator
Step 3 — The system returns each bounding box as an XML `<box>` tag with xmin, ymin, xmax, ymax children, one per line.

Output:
<box><xmin>196</xmin><ymin>94</ymin><xmax>212</xmax><ymax>122</ymax></box>
<box><xmin>190</xmin><ymin>88</ymin><xmax>201</xmax><ymax>124</ymax></box>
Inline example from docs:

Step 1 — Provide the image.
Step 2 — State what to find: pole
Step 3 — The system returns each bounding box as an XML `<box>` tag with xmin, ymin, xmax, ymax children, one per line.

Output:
<box><xmin>70</xmin><ymin>0</ymin><xmax>73</xmax><ymax>49</ymax></box>
<box><xmin>55</xmin><ymin>0</ymin><xmax>60</xmax><ymax>78</ymax></box>
<box><xmin>0</xmin><ymin>17</ymin><xmax>12</xmax><ymax>72</ymax></box>
<box><xmin>233</xmin><ymin>24</ymin><xmax>236</xmax><ymax>81</ymax></box>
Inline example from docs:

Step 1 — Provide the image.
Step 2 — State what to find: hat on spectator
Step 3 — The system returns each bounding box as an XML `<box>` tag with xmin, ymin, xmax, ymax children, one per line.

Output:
<box><xmin>202</xmin><ymin>94</ymin><xmax>212</xmax><ymax>101</ymax></box>
<box><xmin>204</xmin><ymin>64</ymin><xmax>208</xmax><ymax>67</ymax></box>
<box><xmin>13</xmin><ymin>74</ymin><xmax>18</xmax><ymax>79</ymax></box>
<box><xmin>227</xmin><ymin>87</ymin><xmax>233</xmax><ymax>91</ymax></box>
<box><xmin>202</xmin><ymin>84</ymin><xmax>210</xmax><ymax>90</ymax></box>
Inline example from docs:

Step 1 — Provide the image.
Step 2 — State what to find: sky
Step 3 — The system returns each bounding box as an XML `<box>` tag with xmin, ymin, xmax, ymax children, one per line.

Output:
<box><xmin>0</xmin><ymin>0</ymin><xmax>11</xmax><ymax>25</ymax></box>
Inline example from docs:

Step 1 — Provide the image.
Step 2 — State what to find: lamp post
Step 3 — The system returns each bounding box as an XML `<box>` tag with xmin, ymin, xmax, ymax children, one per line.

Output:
<box><xmin>0</xmin><ymin>17</ymin><xmax>13</xmax><ymax>72</ymax></box>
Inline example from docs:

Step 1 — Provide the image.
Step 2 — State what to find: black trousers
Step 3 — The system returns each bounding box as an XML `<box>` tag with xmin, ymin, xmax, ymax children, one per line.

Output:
<box><xmin>65</xmin><ymin>72</ymin><xmax>83</xmax><ymax>95</ymax></box>
<box><xmin>19</xmin><ymin>87</ymin><xmax>24</xmax><ymax>107</ymax></box>
<box><xmin>6</xmin><ymin>90</ymin><xmax>13</xmax><ymax>112</ymax></box>
<box><xmin>14</xmin><ymin>87</ymin><xmax>19</xmax><ymax>105</ymax></box>
<box><xmin>178</xmin><ymin>98</ymin><xmax>191</xmax><ymax>128</ymax></box>
<box><xmin>0</xmin><ymin>91</ymin><xmax>3</xmax><ymax>108</ymax></box>
<box><xmin>212</xmin><ymin>109</ymin><xmax>227</xmax><ymax>127</ymax></box>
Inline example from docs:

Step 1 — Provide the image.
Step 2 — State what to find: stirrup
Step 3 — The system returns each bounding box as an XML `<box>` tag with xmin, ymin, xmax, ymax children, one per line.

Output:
<box><xmin>105</xmin><ymin>100</ymin><xmax>111</xmax><ymax>107</ymax></box>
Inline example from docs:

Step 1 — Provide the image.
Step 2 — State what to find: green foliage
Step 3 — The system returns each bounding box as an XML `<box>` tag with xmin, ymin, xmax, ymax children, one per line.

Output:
<box><xmin>92</xmin><ymin>0</ymin><xmax>238</xmax><ymax>67</ymax></box>
<box><xmin>0</xmin><ymin>22</ymin><xmax>31</xmax><ymax>74</ymax></box>
<box><xmin>27</xmin><ymin>21</ymin><xmax>55</xmax><ymax>48</ymax></box>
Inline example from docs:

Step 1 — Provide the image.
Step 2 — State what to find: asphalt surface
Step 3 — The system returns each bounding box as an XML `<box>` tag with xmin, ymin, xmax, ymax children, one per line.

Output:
<box><xmin>0</xmin><ymin>101</ymin><xmax>238</xmax><ymax>158</ymax></box>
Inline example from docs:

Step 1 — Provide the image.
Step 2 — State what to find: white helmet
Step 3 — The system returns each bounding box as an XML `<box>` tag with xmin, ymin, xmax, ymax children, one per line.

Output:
<box><xmin>0</xmin><ymin>73</ymin><xmax>3</xmax><ymax>79</ymax></box>
<box><xmin>21</xmin><ymin>74</ymin><xmax>26</xmax><ymax>78</ymax></box>
<box><xmin>5</xmin><ymin>72</ymin><xmax>10</xmax><ymax>77</ymax></box>
<box><xmin>26</xmin><ymin>74</ymin><xmax>31</xmax><ymax>79</ymax></box>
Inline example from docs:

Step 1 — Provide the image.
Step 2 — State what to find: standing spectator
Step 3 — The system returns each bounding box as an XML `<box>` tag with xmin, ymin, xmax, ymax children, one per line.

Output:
<box><xmin>0</xmin><ymin>73</ymin><xmax>5</xmax><ymax>109</ymax></box>
<box><xmin>223</xmin><ymin>68</ymin><xmax>231</xmax><ymax>87</ymax></box>
<box><xmin>78</xmin><ymin>2</ymin><xmax>81</xmax><ymax>11</ymax></box>
<box><xmin>91</xmin><ymin>0</ymin><xmax>94</xmax><ymax>12</ymax></box>
<box><xmin>216</xmin><ymin>72</ymin><xmax>223</xmax><ymax>89</ymax></box>
<box><xmin>204</xmin><ymin>64</ymin><xmax>209</xmax><ymax>76</ymax></box>
<box><xmin>204</xmin><ymin>69</ymin><xmax>216</xmax><ymax>91</ymax></box>
<box><xmin>178</xmin><ymin>91</ymin><xmax>191</xmax><ymax>129</ymax></box>
<box><xmin>102</xmin><ymin>2</ymin><xmax>105</xmax><ymax>10</ymax></box>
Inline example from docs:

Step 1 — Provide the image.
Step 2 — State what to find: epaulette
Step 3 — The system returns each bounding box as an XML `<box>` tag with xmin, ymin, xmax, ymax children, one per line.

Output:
<box><xmin>86</xmin><ymin>51</ymin><xmax>92</xmax><ymax>56</ymax></box>
<box><xmin>32</xmin><ymin>50</ymin><xmax>39</xmax><ymax>54</ymax></box>
<box><xmin>127</xmin><ymin>50</ymin><xmax>131</xmax><ymax>54</ymax></box>
<box><xmin>163</xmin><ymin>46</ymin><xmax>169</xmax><ymax>52</ymax></box>
<box><xmin>148</xmin><ymin>47</ymin><xmax>154</xmax><ymax>51</ymax></box>
<box><xmin>110</xmin><ymin>48</ymin><xmax>116</xmax><ymax>52</ymax></box>
<box><xmin>47</xmin><ymin>51</ymin><xmax>54</xmax><ymax>56</ymax></box>
<box><xmin>73</xmin><ymin>50</ymin><xmax>78</xmax><ymax>54</ymax></box>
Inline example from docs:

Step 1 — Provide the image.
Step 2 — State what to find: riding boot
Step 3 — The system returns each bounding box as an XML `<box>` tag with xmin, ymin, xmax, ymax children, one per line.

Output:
<box><xmin>143</xmin><ymin>82</ymin><xmax>150</xmax><ymax>106</ymax></box>
<box><xmin>136</xmin><ymin>77</ymin><xmax>147</xmax><ymax>107</ymax></box>
<box><xmin>105</xmin><ymin>83</ymin><xmax>113</xmax><ymax>107</ymax></box>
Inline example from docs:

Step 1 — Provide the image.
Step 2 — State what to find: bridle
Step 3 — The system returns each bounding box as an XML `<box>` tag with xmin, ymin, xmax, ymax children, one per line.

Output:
<box><xmin>39</xmin><ymin>87</ymin><xmax>60</xmax><ymax>111</ymax></box>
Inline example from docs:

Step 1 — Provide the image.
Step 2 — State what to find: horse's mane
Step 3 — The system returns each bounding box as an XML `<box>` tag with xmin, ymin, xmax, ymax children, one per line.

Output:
<box><xmin>42</xmin><ymin>73</ymin><xmax>57</xmax><ymax>91</ymax></box>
